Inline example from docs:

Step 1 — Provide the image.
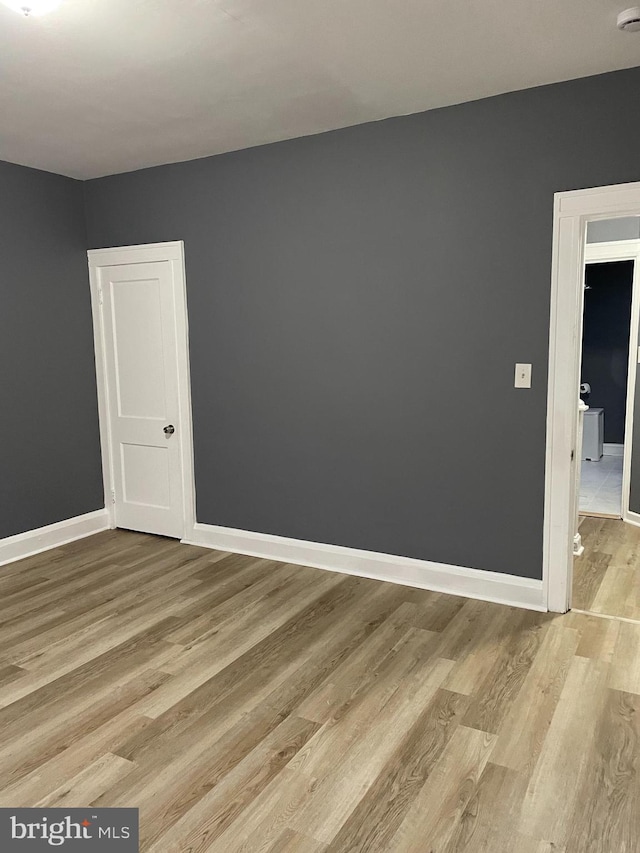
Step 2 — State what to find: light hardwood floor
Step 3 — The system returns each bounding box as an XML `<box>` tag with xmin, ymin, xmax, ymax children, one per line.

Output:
<box><xmin>574</xmin><ymin>516</ymin><xmax>640</xmax><ymax>619</ymax></box>
<box><xmin>1</xmin><ymin>529</ymin><xmax>639</xmax><ymax>852</ymax></box>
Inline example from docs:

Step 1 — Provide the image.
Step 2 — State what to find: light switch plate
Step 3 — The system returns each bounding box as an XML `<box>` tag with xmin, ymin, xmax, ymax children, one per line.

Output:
<box><xmin>515</xmin><ymin>363</ymin><xmax>532</xmax><ymax>388</ymax></box>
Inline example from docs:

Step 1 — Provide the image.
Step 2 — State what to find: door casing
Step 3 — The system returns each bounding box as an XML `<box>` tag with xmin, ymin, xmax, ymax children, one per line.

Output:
<box><xmin>546</xmin><ymin>182</ymin><xmax>640</xmax><ymax>612</ymax></box>
<box><xmin>88</xmin><ymin>241</ymin><xmax>196</xmax><ymax>539</ymax></box>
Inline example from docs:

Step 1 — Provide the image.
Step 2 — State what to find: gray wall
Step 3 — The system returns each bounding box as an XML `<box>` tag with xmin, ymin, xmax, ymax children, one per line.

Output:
<box><xmin>587</xmin><ymin>217</ymin><xmax>640</xmax><ymax>243</ymax></box>
<box><xmin>84</xmin><ymin>66</ymin><xmax>640</xmax><ymax>580</ymax></box>
<box><xmin>0</xmin><ymin>160</ymin><xmax>103</xmax><ymax>538</ymax></box>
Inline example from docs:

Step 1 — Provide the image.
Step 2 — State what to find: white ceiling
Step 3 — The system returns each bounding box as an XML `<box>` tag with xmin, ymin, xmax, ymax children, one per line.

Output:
<box><xmin>1</xmin><ymin>0</ymin><xmax>638</xmax><ymax>179</ymax></box>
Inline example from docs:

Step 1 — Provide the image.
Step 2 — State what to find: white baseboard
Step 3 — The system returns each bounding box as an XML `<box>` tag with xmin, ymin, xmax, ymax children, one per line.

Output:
<box><xmin>623</xmin><ymin>511</ymin><xmax>640</xmax><ymax>530</ymax></box>
<box><xmin>183</xmin><ymin>523</ymin><xmax>546</xmax><ymax>612</ymax></box>
<box><xmin>604</xmin><ymin>443</ymin><xmax>624</xmax><ymax>457</ymax></box>
<box><xmin>0</xmin><ymin>509</ymin><xmax>110</xmax><ymax>568</ymax></box>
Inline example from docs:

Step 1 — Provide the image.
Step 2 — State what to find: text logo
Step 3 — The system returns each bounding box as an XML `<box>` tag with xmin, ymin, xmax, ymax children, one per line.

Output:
<box><xmin>0</xmin><ymin>809</ymin><xmax>138</xmax><ymax>851</ymax></box>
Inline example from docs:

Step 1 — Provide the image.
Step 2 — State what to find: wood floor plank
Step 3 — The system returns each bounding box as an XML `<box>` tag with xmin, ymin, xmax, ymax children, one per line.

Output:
<box><xmin>441</xmin><ymin>604</ymin><xmax>519</xmax><ymax>696</ymax></box>
<box><xmin>518</xmin><ymin>656</ymin><xmax>610</xmax><ymax>847</ymax></box>
<box><xmin>0</xmin><ymin>528</ymin><xmax>639</xmax><ymax>851</ymax></box>
<box><xmin>296</xmin><ymin>607</ymin><xmax>430</xmax><ymax>724</ymax></box>
<box><xmin>590</xmin><ymin>565</ymin><xmax>636</xmax><ymax>618</ymax></box>
<box><xmin>0</xmin><ymin>668</ymin><xmax>171</xmax><ymax>790</ymax></box>
<box><xmin>571</xmin><ymin>550</ymin><xmax>611</xmax><ymax>610</ymax></box>
<box><xmin>384</xmin><ymin>725</ymin><xmax>497</xmax><ymax>852</ymax></box>
<box><xmin>202</xmin><ymin>655</ymin><xmax>454</xmax><ymax>851</ymax></box>
<box><xmin>608</xmin><ymin>620</ymin><xmax>640</xmax><ymax>695</ymax></box>
<box><xmin>0</xmin><ymin>565</ymin><xmax>200</xmax><ymax>670</ymax></box>
<box><xmin>565</xmin><ymin>689</ymin><xmax>640</xmax><ymax>853</ymax></box>
<box><xmin>0</xmin><ymin>604</ymin><xmax>187</xmax><ymax>707</ymax></box>
<box><xmin>490</xmin><ymin>623</ymin><xmax>579</xmax><ymax>774</ymax></box>
<box><xmin>35</xmin><ymin>752</ymin><xmax>135</xmax><ymax>808</ymax></box>
<box><xmin>201</xmin><ymin>766</ymin><xmax>313</xmax><ymax>853</ymax></box>
<box><xmin>434</xmin><ymin>598</ymin><xmax>516</xmax><ymax>663</ymax></box>
<box><xmin>461</xmin><ymin>611</ymin><xmax>548</xmax><ymax>734</ymax></box>
<box><xmin>286</xmin><ymin>654</ymin><xmax>454</xmax><ymax>843</ymax></box>
<box><xmin>584</xmin><ymin>517</ymin><xmax>627</xmax><ymax>556</ymax></box>
<box><xmin>436</xmin><ymin>761</ymin><xmax>528</xmax><ymax>853</ymax></box>
<box><xmin>0</xmin><ymin>710</ymin><xmax>154</xmax><ymax>807</ymax></box>
<box><xmin>158</xmin><ymin>564</ymin><xmax>343</xmax><ymax>678</ymax></box>
<box><xmin>141</xmin><ymin>715</ymin><xmax>322</xmax><ymax>852</ymax></box>
<box><xmin>286</xmin><ymin>631</ymin><xmax>445</xmax><ymax>787</ymax></box>
<box><xmin>113</xmin><ymin>581</ymin><xmax>415</xmax><ymax>782</ymax></box>
<box><xmin>0</xmin><ymin>664</ymin><xmax>27</xmax><ymax>688</ymax></box>
<box><xmin>324</xmin><ymin>688</ymin><xmax>469</xmax><ymax>852</ymax></box>
<box><xmin>408</xmin><ymin>591</ymin><xmax>467</xmax><ymax>633</ymax></box>
<box><xmin>573</xmin><ymin>517</ymin><xmax>640</xmax><ymax>620</ymax></box>
<box><xmin>607</xmin><ymin>523</ymin><xmax>640</xmax><ymax>568</ymax></box>
<box><xmin>267</xmin><ymin>829</ymin><xmax>327</xmax><ymax>852</ymax></box>
<box><xmin>119</xmin><ymin>575</ymin><xmax>378</xmax><ymax>728</ymax></box>
<box><xmin>567</xmin><ymin>611</ymin><xmax>621</xmax><ymax>661</ymax></box>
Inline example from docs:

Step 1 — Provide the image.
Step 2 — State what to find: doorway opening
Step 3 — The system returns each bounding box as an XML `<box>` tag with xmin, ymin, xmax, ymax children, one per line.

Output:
<box><xmin>578</xmin><ymin>223</ymin><xmax>639</xmax><ymax>519</ymax></box>
<box><xmin>545</xmin><ymin>182</ymin><xmax>640</xmax><ymax>614</ymax></box>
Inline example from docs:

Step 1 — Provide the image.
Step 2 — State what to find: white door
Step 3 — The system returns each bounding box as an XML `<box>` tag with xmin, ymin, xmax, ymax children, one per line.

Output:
<box><xmin>88</xmin><ymin>243</ymin><xmax>194</xmax><ymax>539</ymax></box>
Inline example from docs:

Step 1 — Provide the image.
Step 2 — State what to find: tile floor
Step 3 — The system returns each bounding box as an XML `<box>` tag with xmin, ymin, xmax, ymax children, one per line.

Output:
<box><xmin>579</xmin><ymin>452</ymin><xmax>623</xmax><ymax>516</ymax></box>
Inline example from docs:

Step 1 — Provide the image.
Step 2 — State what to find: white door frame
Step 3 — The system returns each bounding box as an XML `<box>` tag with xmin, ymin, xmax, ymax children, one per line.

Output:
<box><xmin>87</xmin><ymin>241</ymin><xmax>196</xmax><ymax>538</ymax></box>
<box><xmin>582</xmin><ymin>238</ymin><xmax>640</xmax><ymax>527</ymax></box>
<box><xmin>545</xmin><ymin>181</ymin><xmax>640</xmax><ymax>612</ymax></box>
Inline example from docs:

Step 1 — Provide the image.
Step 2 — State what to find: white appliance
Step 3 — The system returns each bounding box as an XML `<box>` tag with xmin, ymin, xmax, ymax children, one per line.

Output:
<box><xmin>583</xmin><ymin>408</ymin><xmax>604</xmax><ymax>461</ymax></box>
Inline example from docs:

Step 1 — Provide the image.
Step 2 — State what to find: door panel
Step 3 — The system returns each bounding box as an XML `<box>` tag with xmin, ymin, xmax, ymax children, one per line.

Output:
<box><xmin>111</xmin><ymin>277</ymin><xmax>167</xmax><ymax>419</ymax></box>
<box><xmin>98</xmin><ymin>259</ymin><xmax>185</xmax><ymax>538</ymax></box>
<box><xmin>120</xmin><ymin>443</ymin><xmax>171</xmax><ymax>508</ymax></box>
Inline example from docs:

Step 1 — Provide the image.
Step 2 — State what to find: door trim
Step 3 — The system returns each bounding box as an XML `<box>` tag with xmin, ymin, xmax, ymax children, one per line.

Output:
<box><xmin>87</xmin><ymin>241</ymin><xmax>196</xmax><ymax>538</ymax></box>
<box><xmin>546</xmin><ymin>182</ymin><xmax>640</xmax><ymax>612</ymax></box>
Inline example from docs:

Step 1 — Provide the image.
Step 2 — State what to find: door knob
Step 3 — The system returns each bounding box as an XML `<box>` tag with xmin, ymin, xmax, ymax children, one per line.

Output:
<box><xmin>163</xmin><ymin>424</ymin><xmax>175</xmax><ymax>436</ymax></box>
